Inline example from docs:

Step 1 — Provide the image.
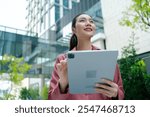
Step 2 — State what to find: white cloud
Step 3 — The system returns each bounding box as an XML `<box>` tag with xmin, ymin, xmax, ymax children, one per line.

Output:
<box><xmin>0</xmin><ymin>0</ymin><xmax>27</xmax><ymax>30</ymax></box>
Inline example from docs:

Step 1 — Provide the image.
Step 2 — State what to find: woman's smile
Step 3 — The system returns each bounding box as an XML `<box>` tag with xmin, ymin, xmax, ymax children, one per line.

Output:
<box><xmin>84</xmin><ymin>27</ymin><xmax>93</xmax><ymax>31</ymax></box>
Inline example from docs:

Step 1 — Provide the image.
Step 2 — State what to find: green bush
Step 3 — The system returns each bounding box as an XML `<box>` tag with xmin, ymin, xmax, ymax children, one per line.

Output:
<box><xmin>41</xmin><ymin>85</ymin><xmax>49</xmax><ymax>100</ymax></box>
<box><xmin>19</xmin><ymin>87</ymin><xmax>40</xmax><ymax>100</ymax></box>
<box><xmin>119</xmin><ymin>37</ymin><xmax>150</xmax><ymax>99</ymax></box>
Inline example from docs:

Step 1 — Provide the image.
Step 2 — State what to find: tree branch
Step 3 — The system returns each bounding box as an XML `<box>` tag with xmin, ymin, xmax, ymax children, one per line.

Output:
<box><xmin>136</xmin><ymin>0</ymin><xmax>150</xmax><ymax>26</ymax></box>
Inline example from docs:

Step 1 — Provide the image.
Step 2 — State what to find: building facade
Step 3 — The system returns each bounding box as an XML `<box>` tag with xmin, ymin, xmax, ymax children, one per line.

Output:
<box><xmin>0</xmin><ymin>0</ymin><xmax>104</xmax><ymax>99</ymax></box>
<box><xmin>100</xmin><ymin>0</ymin><xmax>150</xmax><ymax>73</ymax></box>
<box><xmin>26</xmin><ymin>0</ymin><xmax>80</xmax><ymax>39</ymax></box>
<box><xmin>0</xmin><ymin>25</ymin><xmax>55</xmax><ymax>99</ymax></box>
<box><xmin>25</xmin><ymin>0</ymin><xmax>105</xmax><ymax>46</ymax></box>
<box><xmin>25</xmin><ymin>0</ymin><xmax>105</xmax><ymax>73</ymax></box>
<box><xmin>1</xmin><ymin>0</ymin><xmax>150</xmax><ymax>98</ymax></box>
<box><xmin>26</xmin><ymin>0</ymin><xmax>150</xmax><ymax>74</ymax></box>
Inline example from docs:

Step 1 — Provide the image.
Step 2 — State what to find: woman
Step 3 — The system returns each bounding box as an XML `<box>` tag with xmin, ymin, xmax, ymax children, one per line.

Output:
<box><xmin>48</xmin><ymin>13</ymin><xmax>124</xmax><ymax>100</ymax></box>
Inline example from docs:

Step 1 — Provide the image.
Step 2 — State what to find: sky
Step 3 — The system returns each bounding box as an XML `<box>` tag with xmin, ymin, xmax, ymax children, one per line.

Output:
<box><xmin>0</xmin><ymin>0</ymin><xmax>27</xmax><ymax>30</ymax></box>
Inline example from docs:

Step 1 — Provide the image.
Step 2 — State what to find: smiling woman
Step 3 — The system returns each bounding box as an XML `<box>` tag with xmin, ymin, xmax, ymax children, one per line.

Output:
<box><xmin>0</xmin><ymin>0</ymin><xmax>26</xmax><ymax>30</ymax></box>
<box><xmin>48</xmin><ymin>13</ymin><xmax>124</xmax><ymax>100</ymax></box>
<box><xmin>70</xmin><ymin>13</ymin><xmax>96</xmax><ymax>50</ymax></box>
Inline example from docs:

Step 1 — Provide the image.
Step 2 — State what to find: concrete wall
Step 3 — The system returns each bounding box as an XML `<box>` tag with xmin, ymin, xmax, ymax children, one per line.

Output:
<box><xmin>100</xmin><ymin>0</ymin><xmax>150</xmax><ymax>58</ymax></box>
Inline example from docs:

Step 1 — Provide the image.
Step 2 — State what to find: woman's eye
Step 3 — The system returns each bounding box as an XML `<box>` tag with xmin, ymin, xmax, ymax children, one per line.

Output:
<box><xmin>79</xmin><ymin>19</ymin><xmax>94</xmax><ymax>23</ymax></box>
<box><xmin>79</xmin><ymin>19</ymin><xmax>85</xmax><ymax>22</ymax></box>
<box><xmin>90</xmin><ymin>20</ymin><xmax>94</xmax><ymax>23</ymax></box>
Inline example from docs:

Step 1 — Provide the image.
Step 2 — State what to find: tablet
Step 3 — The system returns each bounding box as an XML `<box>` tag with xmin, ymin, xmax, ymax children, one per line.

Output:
<box><xmin>67</xmin><ymin>50</ymin><xmax>118</xmax><ymax>94</ymax></box>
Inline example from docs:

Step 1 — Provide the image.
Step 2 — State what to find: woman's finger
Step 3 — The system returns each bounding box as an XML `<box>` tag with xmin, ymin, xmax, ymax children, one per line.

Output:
<box><xmin>95</xmin><ymin>88</ymin><xmax>112</xmax><ymax>97</ymax></box>
<box><xmin>101</xmin><ymin>79</ymin><xmax>118</xmax><ymax>89</ymax></box>
<box><xmin>95</xmin><ymin>83</ymin><xmax>112</xmax><ymax>91</ymax></box>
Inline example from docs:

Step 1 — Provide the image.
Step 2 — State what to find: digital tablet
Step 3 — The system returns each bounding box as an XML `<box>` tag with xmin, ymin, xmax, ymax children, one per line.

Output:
<box><xmin>67</xmin><ymin>50</ymin><xmax>118</xmax><ymax>94</ymax></box>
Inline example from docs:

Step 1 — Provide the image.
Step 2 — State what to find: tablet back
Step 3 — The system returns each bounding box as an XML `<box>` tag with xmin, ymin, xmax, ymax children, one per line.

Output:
<box><xmin>67</xmin><ymin>50</ymin><xmax>118</xmax><ymax>94</ymax></box>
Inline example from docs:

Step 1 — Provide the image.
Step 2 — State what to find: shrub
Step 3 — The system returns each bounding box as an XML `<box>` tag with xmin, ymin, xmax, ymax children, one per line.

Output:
<box><xmin>119</xmin><ymin>36</ymin><xmax>150</xmax><ymax>99</ymax></box>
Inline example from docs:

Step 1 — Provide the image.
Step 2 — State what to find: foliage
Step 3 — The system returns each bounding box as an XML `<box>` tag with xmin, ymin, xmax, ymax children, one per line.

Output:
<box><xmin>29</xmin><ymin>87</ymin><xmax>40</xmax><ymax>100</ymax></box>
<box><xmin>119</xmin><ymin>35</ymin><xmax>150</xmax><ymax>99</ymax></box>
<box><xmin>41</xmin><ymin>85</ymin><xmax>49</xmax><ymax>100</ymax></box>
<box><xmin>19</xmin><ymin>85</ymin><xmax>49</xmax><ymax>100</ymax></box>
<box><xmin>19</xmin><ymin>87</ymin><xmax>31</xmax><ymax>100</ymax></box>
<box><xmin>0</xmin><ymin>55</ymin><xmax>32</xmax><ymax>85</ymax></box>
<box><xmin>2</xmin><ymin>93</ymin><xmax>16</xmax><ymax>100</ymax></box>
<box><xmin>19</xmin><ymin>87</ymin><xmax>40</xmax><ymax>100</ymax></box>
<box><xmin>0</xmin><ymin>55</ymin><xmax>32</xmax><ymax>99</ymax></box>
<box><xmin>119</xmin><ymin>0</ymin><xmax>150</xmax><ymax>31</ymax></box>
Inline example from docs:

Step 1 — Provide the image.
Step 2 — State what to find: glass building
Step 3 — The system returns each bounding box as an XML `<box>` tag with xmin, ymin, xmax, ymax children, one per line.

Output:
<box><xmin>25</xmin><ymin>0</ymin><xmax>105</xmax><ymax>76</ymax></box>
<box><xmin>25</xmin><ymin>0</ymin><xmax>104</xmax><ymax>45</ymax></box>
<box><xmin>0</xmin><ymin>25</ymin><xmax>68</xmax><ymax>98</ymax></box>
<box><xmin>0</xmin><ymin>25</ymin><xmax>68</xmax><ymax>78</ymax></box>
<box><xmin>0</xmin><ymin>0</ymin><xmax>104</xmax><ymax>98</ymax></box>
<box><xmin>25</xmin><ymin>0</ymin><xmax>80</xmax><ymax>40</ymax></box>
<box><xmin>1</xmin><ymin>0</ymin><xmax>149</xmax><ymax>98</ymax></box>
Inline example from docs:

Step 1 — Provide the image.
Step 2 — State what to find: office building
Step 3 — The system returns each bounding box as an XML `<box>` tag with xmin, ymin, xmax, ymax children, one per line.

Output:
<box><xmin>25</xmin><ymin>0</ymin><xmax>105</xmax><ymax>72</ymax></box>
<box><xmin>0</xmin><ymin>0</ymin><xmax>104</xmax><ymax>99</ymax></box>
<box><xmin>1</xmin><ymin>0</ymin><xmax>150</xmax><ymax>99</ymax></box>
<box><xmin>0</xmin><ymin>25</ymin><xmax>51</xmax><ymax>98</ymax></box>
<box><xmin>26</xmin><ymin>0</ymin><xmax>150</xmax><ymax>73</ymax></box>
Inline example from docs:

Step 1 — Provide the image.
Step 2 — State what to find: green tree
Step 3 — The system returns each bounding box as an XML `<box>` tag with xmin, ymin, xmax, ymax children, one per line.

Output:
<box><xmin>0</xmin><ymin>55</ymin><xmax>32</xmax><ymax>99</ymax></box>
<box><xmin>119</xmin><ymin>34</ymin><xmax>150</xmax><ymax>99</ymax></box>
<box><xmin>119</xmin><ymin>0</ymin><xmax>150</xmax><ymax>31</ymax></box>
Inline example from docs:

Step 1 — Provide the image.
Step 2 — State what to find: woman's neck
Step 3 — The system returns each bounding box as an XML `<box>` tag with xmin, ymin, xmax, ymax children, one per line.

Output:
<box><xmin>76</xmin><ymin>40</ymin><xmax>92</xmax><ymax>50</ymax></box>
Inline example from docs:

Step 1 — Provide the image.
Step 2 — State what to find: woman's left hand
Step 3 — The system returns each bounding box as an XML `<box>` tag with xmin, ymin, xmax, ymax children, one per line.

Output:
<box><xmin>95</xmin><ymin>79</ymin><xmax>118</xmax><ymax>98</ymax></box>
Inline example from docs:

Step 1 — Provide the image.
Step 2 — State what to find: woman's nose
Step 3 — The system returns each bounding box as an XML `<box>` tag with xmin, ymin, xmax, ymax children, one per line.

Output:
<box><xmin>85</xmin><ymin>21</ymin><xmax>92</xmax><ymax>26</ymax></box>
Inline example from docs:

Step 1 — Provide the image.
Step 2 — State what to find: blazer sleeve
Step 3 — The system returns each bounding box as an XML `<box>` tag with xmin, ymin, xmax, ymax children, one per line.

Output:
<box><xmin>48</xmin><ymin>55</ymin><xmax>70</xmax><ymax>100</ymax></box>
<box><xmin>113</xmin><ymin>64</ymin><xmax>124</xmax><ymax>100</ymax></box>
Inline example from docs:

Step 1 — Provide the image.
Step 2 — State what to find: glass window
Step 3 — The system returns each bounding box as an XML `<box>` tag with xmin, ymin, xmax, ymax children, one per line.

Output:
<box><xmin>55</xmin><ymin>5</ymin><xmax>60</xmax><ymax>22</ymax></box>
<box><xmin>55</xmin><ymin>0</ymin><xmax>59</xmax><ymax>3</ymax></box>
<box><xmin>63</xmin><ymin>8</ymin><xmax>69</xmax><ymax>16</ymax></box>
<box><xmin>15</xmin><ymin>41</ymin><xmax>23</xmax><ymax>57</ymax></box>
<box><xmin>72</xmin><ymin>1</ymin><xmax>77</xmax><ymax>9</ymax></box>
<box><xmin>63</xmin><ymin>0</ymin><xmax>69</xmax><ymax>8</ymax></box>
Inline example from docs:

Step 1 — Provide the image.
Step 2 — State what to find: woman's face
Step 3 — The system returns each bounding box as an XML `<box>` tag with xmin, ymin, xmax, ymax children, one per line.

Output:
<box><xmin>73</xmin><ymin>14</ymin><xmax>96</xmax><ymax>39</ymax></box>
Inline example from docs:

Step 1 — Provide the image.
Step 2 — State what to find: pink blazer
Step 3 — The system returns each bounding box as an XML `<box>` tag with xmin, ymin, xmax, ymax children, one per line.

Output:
<box><xmin>48</xmin><ymin>45</ymin><xmax>124</xmax><ymax>100</ymax></box>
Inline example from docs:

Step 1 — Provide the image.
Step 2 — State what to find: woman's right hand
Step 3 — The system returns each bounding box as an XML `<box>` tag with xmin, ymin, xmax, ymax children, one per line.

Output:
<box><xmin>56</xmin><ymin>59</ymin><xmax>68</xmax><ymax>93</ymax></box>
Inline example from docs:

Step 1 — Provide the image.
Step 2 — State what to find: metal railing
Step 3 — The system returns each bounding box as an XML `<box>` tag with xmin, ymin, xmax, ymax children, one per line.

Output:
<box><xmin>0</xmin><ymin>25</ymin><xmax>37</xmax><ymax>37</ymax></box>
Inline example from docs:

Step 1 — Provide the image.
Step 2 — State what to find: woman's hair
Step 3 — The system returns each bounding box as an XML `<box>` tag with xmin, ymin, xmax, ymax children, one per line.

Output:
<box><xmin>69</xmin><ymin>13</ymin><xmax>86</xmax><ymax>50</ymax></box>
